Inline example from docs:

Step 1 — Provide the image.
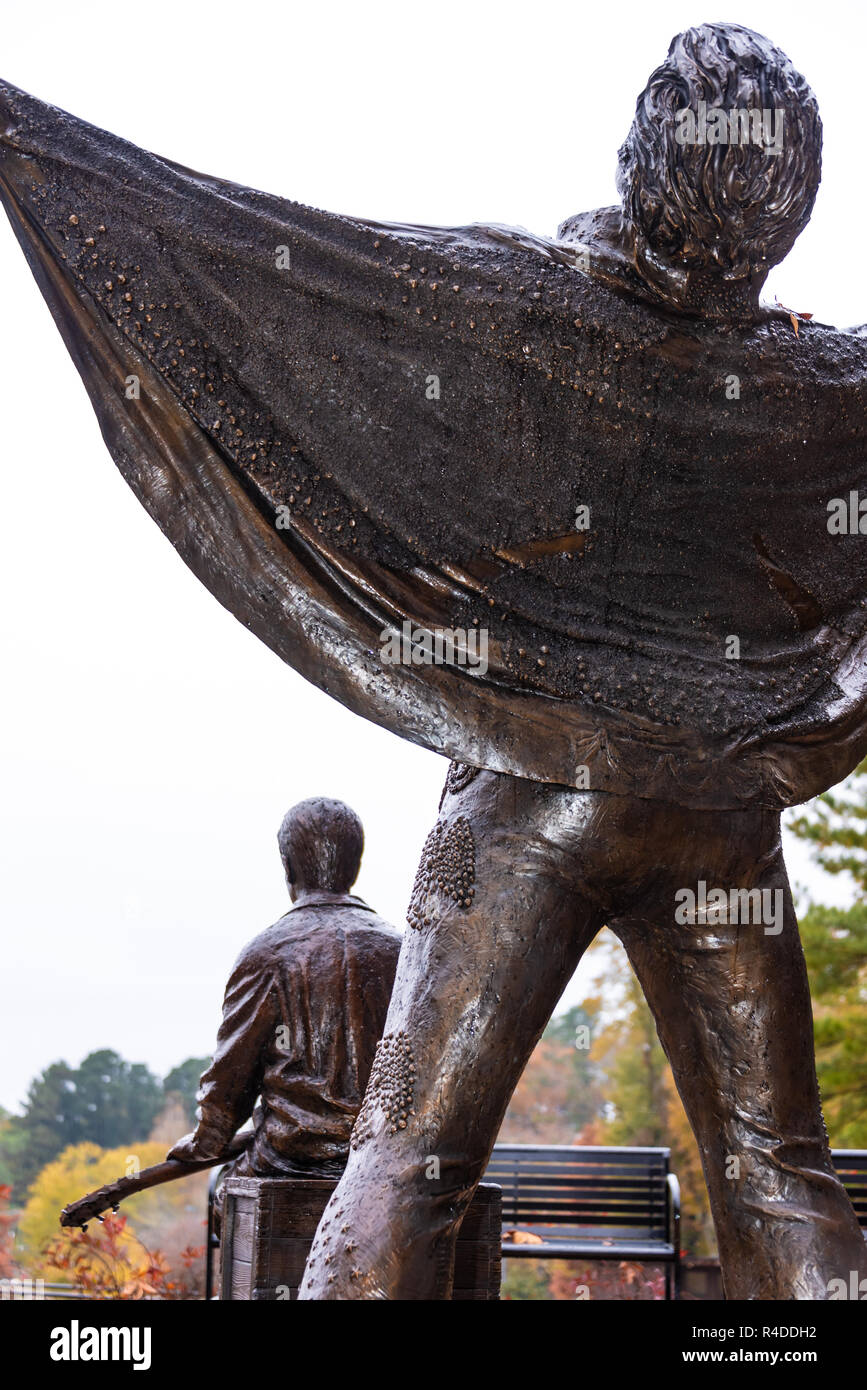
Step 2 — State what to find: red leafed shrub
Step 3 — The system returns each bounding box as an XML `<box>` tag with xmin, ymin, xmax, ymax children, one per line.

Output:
<box><xmin>42</xmin><ymin>1213</ymin><xmax>204</xmax><ymax>1300</ymax></box>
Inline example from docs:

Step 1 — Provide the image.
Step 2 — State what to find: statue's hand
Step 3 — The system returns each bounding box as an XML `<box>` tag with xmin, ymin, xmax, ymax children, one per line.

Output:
<box><xmin>166</xmin><ymin>1132</ymin><xmax>206</xmax><ymax>1164</ymax></box>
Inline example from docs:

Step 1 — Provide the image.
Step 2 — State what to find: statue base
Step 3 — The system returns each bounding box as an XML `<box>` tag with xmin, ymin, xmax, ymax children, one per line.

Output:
<box><xmin>221</xmin><ymin>1176</ymin><xmax>502</xmax><ymax>1300</ymax></box>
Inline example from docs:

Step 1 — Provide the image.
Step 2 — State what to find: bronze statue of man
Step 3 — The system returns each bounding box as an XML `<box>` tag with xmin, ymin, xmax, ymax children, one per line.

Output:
<box><xmin>2</xmin><ymin>21</ymin><xmax>866</xmax><ymax>1298</ymax></box>
<box><xmin>167</xmin><ymin>798</ymin><xmax>401</xmax><ymax>1217</ymax></box>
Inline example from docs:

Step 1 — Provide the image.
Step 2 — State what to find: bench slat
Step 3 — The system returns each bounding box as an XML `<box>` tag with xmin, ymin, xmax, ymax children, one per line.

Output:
<box><xmin>502</xmin><ymin>1240</ymin><xmax>676</xmax><ymax>1261</ymax></box>
<box><xmin>486</xmin><ymin>1172</ymin><xmax>669</xmax><ymax>1189</ymax></box>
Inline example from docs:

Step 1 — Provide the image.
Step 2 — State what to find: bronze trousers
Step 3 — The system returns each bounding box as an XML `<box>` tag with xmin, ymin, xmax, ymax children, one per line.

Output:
<box><xmin>299</xmin><ymin>769</ymin><xmax>867</xmax><ymax>1299</ymax></box>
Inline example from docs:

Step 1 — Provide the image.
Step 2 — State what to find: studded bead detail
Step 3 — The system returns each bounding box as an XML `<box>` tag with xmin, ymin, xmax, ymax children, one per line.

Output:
<box><xmin>407</xmin><ymin>816</ymin><xmax>476</xmax><ymax>929</ymax></box>
<box><xmin>350</xmin><ymin>1032</ymin><xmax>416</xmax><ymax>1148</ymax></box>
<box><xmin>438</xmin><ymin>760</ymin><xmax>481</xmax><ymax>809</ymax></box>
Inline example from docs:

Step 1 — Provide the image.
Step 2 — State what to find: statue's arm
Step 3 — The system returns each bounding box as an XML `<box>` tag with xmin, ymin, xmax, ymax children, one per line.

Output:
<box><xmin>167</xmin><ymin>952</ymin><xmax>277</xmax><ymax>1162</ymax></box>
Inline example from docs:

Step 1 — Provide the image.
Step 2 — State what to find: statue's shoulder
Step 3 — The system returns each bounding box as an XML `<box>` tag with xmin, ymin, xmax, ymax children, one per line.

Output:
<box><xmin>228</xmin><ymin>914</ymin><xmax>303</xmax><ymax>973</ymax></box>
<box><xmin>346</xmin><ymin>908</ymin><xmax>403</xmax><ymax>946</ymax></box>
<box><xmin>341</xmin><ymin>911</ymin><xmax>403</xmax><ymax>977</ymax></box>
<box><xmin>737</xmin><ymin>312</ymin><xmax>867</xmax><ymax>391</ymax></box>
<box><xmin>231</xmin><ymin>913</ymin><xmax>341</xmax><ymax>974</ymax></box>
<box><xmin>245</xmin><ymin>904</ymin><xmax>400</xmax><ymax>951</ymax></box>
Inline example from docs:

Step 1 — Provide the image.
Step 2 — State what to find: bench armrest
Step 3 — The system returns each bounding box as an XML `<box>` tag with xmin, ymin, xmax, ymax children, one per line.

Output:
<box><xmin>666</xmin><ymin>1171</ymin><xmax>681</xmax><ymax>1253</ymax></box>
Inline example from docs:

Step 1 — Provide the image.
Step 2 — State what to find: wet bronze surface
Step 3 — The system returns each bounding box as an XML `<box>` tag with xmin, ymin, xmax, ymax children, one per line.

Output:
<box><xmin>1</xmin><ymin>29</ymin><xmax>866</xmax><ymax>809</ymax></box>
<box><xmin>302</xmin><ymin>767</ymin><xmax>867</xmax><ymax>1298</ymax></box>
<box><xmin>167</xmin><ymin>799</ymin><xmax>401</xmax><ymax>1190</ymax></box>
<box><xmin>3</xmin><ymin>22</ymin><xmax>867</xmax><ymax>1298</ymax></box>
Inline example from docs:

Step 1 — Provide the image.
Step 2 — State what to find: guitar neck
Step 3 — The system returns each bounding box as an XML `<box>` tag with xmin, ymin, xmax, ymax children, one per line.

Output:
<box><xmin>60</xmin><ymin>1137</ymin><xmax>250</xmax><ymax>1228</ymax></box>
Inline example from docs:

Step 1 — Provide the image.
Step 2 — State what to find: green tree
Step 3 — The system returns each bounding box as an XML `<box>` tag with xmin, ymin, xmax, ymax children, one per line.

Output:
<box><xmin>0</xmin><ymin>1108</ymin><xmax>29</xmax><ymax>1192</ymax></box>
<box><xmin>163</xmin><ymin>1058</ymin><xmax>211</xmax><ymax>1126</ymax></box>
<box><xmin>73</xmin><ymin>1051</ymin><xmax>162</xmax><ymax>1150</ymax></box>
<box><xmin>796</xmin><ymin>904</ymin><xmax>867</xmax><ymax>1145</ymax></box>
<box><xmin>789</xmin><ymin>759</ymin><xmax>867</xmax><ymax>1145</ymax></box>
<box><xmin>789</xmin><ymin>758</ymin><xmax>867</xmax><ymax>890</ymax></box>
<box><xmin>3</xmin><ymin>1062</ymin><xmax>78</xmax><ymax>1195</ymax></box>
<box><xmin>2</xmin><ymin>1053</ymin><xmax>162</xmax><ymax>1198</ymax></box>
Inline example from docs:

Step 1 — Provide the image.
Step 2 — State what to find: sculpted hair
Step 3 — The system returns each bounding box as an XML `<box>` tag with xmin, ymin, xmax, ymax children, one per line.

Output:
<box><xmin>278</xmin><ymin>798</ymin><xmax>364</xmax><ymax>892</ymax></box>
<box><xmin>616</xmin><ymin>23</ymin><xmax>822</xmax><ymax>278</ymax></box>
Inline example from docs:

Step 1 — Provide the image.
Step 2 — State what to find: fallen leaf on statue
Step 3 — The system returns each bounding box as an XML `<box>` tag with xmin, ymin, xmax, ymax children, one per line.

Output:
<box><xmin>774</xmin><ymin>296</ymin><xmax>814</xmax><ymax>337</ymax></box>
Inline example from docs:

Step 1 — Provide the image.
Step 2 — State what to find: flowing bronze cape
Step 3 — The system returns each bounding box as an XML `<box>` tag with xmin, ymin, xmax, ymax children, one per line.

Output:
<box><xmin>2</xmin><ymin>79</ymin><xmax>866</xmax><ymax>809</ymax></box>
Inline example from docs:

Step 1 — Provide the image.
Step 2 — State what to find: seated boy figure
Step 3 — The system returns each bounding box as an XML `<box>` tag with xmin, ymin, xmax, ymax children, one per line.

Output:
<box><xmin>167</xmin><ymin>798</ymin><xmax>401</xmax><ymax>1208</ymax></box>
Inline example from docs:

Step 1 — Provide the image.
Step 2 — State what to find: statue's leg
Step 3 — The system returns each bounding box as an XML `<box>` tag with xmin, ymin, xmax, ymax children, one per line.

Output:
<box><xmin>610</xmin><ymin>804</ymin><xmax>867</xmax><ymax>1300</ymax></box>
<box><xmin>298</xmin><ymin>768</ymin><xmax>609</xmax><ymax>1299</ymax></box>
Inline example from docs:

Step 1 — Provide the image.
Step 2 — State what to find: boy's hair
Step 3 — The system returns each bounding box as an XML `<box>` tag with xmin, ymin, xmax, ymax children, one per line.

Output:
<box><xmin>278</xmin><ymin>798</ymin><xmax>364</xmax><ymax>892</ymax></box>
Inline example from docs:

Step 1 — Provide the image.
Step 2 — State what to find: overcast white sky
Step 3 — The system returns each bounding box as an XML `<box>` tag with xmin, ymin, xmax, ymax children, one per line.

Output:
<box><xmin>1</xmin><ymin>0</ymin><xmax>864</xmax><ymax>1113</ymax></box>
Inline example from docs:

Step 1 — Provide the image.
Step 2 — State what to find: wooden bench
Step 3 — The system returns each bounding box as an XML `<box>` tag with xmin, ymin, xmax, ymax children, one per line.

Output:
<box><xmin>485</xmin><ymin>1144</ymin><xmax>681</xmax><ymax>1299</ymax></box>
<box><xmin>484</xmin><ymin>1145</ymin><xmax>867</xmax><ymax>1302</ymax></box>
<box><xmin>833</xmin><ymin>1150</ymin><xmax>867</xmax><ymax>1235</ymax></box>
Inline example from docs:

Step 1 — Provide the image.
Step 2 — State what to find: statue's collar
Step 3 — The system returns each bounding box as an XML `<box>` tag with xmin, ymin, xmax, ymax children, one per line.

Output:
<box><xmin>288</xmin><ymin>890</ymin><xmax>372</xmax><ymax>912</ymax></box>
<box><xmin>556</xmin><ymin>204</ymin><xmax>765</xmax><ymax>323</ymax></box>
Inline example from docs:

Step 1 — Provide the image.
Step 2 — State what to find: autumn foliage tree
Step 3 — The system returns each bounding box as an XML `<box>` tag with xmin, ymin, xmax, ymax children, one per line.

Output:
<box><xmin>0</xmin><ymin>1185</ymin><xmax>18</xmax><ymax>1280</ymax></box>
<box><xmin>501</xmin><ymin>1005</ymin><xmax>601</xmax><ymax>1143</ymax></box>
<box><xmin>17</xmin><ymin>1141</ymin><xmax>208</xmax><ymax>1296</ymax></box>
<box><xmin>591</xmin><ymin>944</ymin><xmax>714</xmax><ymax>1255</ymax></box>
<box><xmin>788</xmin><ymin>759</ymin><xmax>867</xmax><ymax>1145</ymax></box>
